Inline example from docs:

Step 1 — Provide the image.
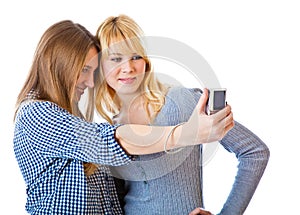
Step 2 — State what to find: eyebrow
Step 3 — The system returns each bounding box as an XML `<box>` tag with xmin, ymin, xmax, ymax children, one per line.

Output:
<box><xmin>108</xmin><ymin>52</ymin><xmax>122</xmax><ymax>56</ymax></box>
<box><xmin>108</xmin><ymin>52</ymin><xmax>138</xmax><ymax>56</ymax></box>
<box><xmin>82</xmin><ymin>65</ymin><xmax>93</xmax><ymax>71</ymax></box>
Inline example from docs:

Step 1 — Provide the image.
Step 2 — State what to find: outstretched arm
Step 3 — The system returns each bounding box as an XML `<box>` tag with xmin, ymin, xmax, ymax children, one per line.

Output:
<box><xmin>116</xmin><ymin>88</ymin><xmax>234</xmax><ymax>155</ymax></box>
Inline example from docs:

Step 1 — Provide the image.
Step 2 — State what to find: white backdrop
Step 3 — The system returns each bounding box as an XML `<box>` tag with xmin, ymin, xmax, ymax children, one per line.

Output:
<box><xmin>1</xmin><ymin>0</ymin><xmax>299</xmax><ymax>214</ymax></box>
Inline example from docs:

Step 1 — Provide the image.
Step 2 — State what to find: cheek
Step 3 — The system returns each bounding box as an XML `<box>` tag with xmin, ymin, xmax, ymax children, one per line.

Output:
<box><xmin>76</xmin><ymin>75</ymin><xmax>84</xmax><ymax>86</ymax></box>
<box><xmin>102</xmin><ymin>67</ymin><xmax>118</xmax><ymax>88</ymax></box>
<box><xmin>105</xmin><ymin>76</ymin><xmax>115</xmax><ymax>89</ymax></box>
<box><xmin>102</xmin><ymin>60</ymin><xmax>121</xmax><ymax>73</ymax></box>
<box><xmin>136</xmin><ymin>61</ymin><xmax>146</xmax><ymax>74</ymax></box>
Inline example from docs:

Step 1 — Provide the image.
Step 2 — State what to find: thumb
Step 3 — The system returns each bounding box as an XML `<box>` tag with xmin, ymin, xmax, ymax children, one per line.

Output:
<box><xmin>196</xmin><ymin>88</ymin><xmax>209</xmax><ymax>114</ymax></box>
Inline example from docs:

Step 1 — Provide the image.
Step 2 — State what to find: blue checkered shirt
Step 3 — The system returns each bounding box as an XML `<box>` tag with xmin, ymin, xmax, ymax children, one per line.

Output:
<box><xmin>13</xmin><ymin>100</ymin><xmax>131</xmax><ymax>214</ymax></box>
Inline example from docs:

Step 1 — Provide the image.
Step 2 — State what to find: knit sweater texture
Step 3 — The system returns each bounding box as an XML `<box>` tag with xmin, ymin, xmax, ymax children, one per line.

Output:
<box><xmin>110</xmin><ymin>86</ymin><xmax>270</xmax><ymax>215</ymax></box>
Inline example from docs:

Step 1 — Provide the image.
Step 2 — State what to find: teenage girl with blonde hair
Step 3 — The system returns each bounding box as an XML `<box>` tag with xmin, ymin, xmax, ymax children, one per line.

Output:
<box><xmin>95</xmin><ymin>14</ymin><xmax>269</xmax><ymax>215</ymax></box>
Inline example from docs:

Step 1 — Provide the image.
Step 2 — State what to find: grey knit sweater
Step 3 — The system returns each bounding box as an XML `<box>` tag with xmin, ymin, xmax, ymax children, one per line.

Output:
<box><xmin>110</xmin><ymin>87</ymin><xmax>270</xmax><ymax>215</ymax></box>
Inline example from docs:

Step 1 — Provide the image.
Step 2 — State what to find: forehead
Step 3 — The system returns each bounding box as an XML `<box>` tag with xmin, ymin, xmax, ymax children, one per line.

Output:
<box><xmin>108</xmin><ymin>43</ymin><xmax>136</xmax><ymax>55</ymax></box>
<box><xmin>85</xmin><ymin>47</ymin><xmax>99</xmax><ymax>66</ymax></box>
<box><xmin>104</xmin><ymin>37</ymin><xmax>145</xmax><ymax>56</ymax></box>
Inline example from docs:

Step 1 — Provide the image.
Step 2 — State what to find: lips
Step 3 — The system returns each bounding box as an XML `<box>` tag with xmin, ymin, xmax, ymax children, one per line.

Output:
<box><xmin>118</xmin><ymin>77</ymin><xmax>136</xmax><ymax>84</ymax></box>
<box><xmin>76</xmin><ymin>87</ymin><xmax>85</xmax><ymax>95</ymax></box>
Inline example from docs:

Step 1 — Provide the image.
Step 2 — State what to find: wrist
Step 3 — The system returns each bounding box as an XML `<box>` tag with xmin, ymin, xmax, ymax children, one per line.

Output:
<box><xmin>164</xmin><ymin>123</ymin><xmax>184</xmax><ymax>153</ymax></box>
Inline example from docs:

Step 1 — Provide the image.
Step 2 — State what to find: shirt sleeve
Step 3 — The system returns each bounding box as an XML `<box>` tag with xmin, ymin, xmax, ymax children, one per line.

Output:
<box><xmin>16</xmin><ymin>101</ymin><xmax>131</xmax><ymax>166</ymax></box>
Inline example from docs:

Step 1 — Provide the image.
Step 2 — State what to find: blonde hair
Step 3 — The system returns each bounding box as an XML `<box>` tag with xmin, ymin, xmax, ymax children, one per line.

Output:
<box><xmin>95</xmin><ymin>14</ymin><xmax>168</xmax><ymax>124</ymax></box>
<box><xmin>15</xmin><ymin>20</ymin><xmax>100</xmax><ymax>176</ymax></box>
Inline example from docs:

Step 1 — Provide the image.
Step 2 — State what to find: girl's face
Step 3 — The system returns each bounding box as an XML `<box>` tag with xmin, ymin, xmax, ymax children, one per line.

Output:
<box><xmin>75</xmin><ymin>47</ymin><xmax>99</xmax><ymax>102</ymax></box>
<box><xmin>101</xmin><ymin>50</ymin><xmax>146</xmax><ymax>96</ymax></box>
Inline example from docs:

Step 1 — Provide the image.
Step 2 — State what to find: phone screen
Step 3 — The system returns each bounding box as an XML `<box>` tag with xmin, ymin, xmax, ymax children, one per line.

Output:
<box><xmin>213</xmin><ymin>90</ymin><xmax>226</xmax><ymax>110</ymax></box>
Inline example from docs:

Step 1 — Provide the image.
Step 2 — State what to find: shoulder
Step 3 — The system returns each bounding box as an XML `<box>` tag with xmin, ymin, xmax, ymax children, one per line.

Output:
<box><xmin>19</xmin><ymin>100</ymin><xmax>67</xmax><ymax>114</ymax></box>
<box><xmin>154</xmin><ymin>86</ymin><xmax>203</xmax><ymax>124</ymax></box>
<box><xmin>165</xmin><ymin>86</ymin><xmax>202</xmax><ymax>106</ymax></box>
<box><xmin>16</xmin><ymin>100</ymin><xmax>69</xmax><ymax>123</ymax></box>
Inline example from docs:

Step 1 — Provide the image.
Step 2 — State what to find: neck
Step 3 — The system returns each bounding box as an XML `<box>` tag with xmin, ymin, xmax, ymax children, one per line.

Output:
<box><xmin>114</xmin><ymin>91</ymin><xmax>151</xmax><ymax>125</ymax></box>
<box><xmin>118</xmin><ymin>91</ymin><xmax>142</xmax><ymax>110</ymax></box>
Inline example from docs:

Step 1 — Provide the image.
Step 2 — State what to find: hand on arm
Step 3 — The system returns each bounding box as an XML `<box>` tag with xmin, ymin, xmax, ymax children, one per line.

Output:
<box><xmin>189</xmin><ymin>207</ymin><xmax>212</xmax><ymax>215</ymax></box>
<box><xmin>115</xmin><ymin>88</ymin><xmax>234</xmax><ymax>155</ymax></box>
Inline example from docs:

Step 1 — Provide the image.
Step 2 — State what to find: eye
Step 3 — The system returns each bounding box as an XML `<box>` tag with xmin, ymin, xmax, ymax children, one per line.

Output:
<box><xmin>132</xmin><ymin>55</ymin><xmax>143</xmax><ymax>61</ymax></box>
<box><xmin>110</xmin><ymin>57</ymin><xmax>122</xmax><ymax>62</ymax></box>
<box><xmin>82</xmin><ymin>66</ymin><xmax>90</xmax><ymax>73</ymax></box>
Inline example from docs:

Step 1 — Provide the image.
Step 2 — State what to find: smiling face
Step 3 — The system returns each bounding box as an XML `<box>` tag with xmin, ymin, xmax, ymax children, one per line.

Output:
<box><xmin>75</xmin><ymin>47</ymin><xmax>99</xmax><ymax>102</ymax></box>
<box><xmin>101</xmin><ymin>49</ymin><xmax>146</xmax><ymax>96</ymax></box>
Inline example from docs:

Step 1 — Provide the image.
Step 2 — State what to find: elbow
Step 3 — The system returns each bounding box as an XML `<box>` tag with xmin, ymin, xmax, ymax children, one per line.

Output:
<box><xmin>238</xmin><ymin>140</ymin><xmax>270</xmax><ymax>168</ymax></box>
<box><xmin>261</xmin><ymin>143</ymin><xmax>270</xmax><ymax>166</ymax></box>
<box><xmin>264</xmin><ymin>144</ymin><xmax>270</xmax><ymax>161</ymax></box>
<box><xmin>250</xmin><ymin>141</ymin><xmax>270</xmax><ymax>168</ymax></box>
<box><xmin>257</xmin><ymin>140</ymin><xmax>270</xmax><ymax>162</ymax></box>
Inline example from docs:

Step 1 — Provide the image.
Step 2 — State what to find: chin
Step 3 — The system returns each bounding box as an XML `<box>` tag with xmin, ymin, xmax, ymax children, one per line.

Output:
<box><xmin>118</xmin><ymin>88</ymin><xmax>140</xmax><ymax>95</ymax></box>
<box><xmin>74</xmin><ymin>94</ymin><xmax>81</xmax><ymax>102</ymax></box>
<box><xmin>117</xmin><ymin>85</ymin><xmax>140</xmax><ymax>93</ymax></box>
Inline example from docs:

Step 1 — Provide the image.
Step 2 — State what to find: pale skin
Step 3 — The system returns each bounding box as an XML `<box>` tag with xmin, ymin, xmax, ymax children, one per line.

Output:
<box><xmin>101</xmin><ymin>49</ymin><xmax>233</xmax><ymax>214</ymax></box>
<box><xmin>77</xmin><ymin>47</ymin><xmax>234</xmax><ymax>157</ymax></box>
<box><xmin>74</xmin><ymin>47</ymin><xmax>98</xmax><ymax>102</ymax></box>
<box><xmin>189</xmin><ymin>208</ymin><xmax>212</xmax><ymax>215</ymax></box>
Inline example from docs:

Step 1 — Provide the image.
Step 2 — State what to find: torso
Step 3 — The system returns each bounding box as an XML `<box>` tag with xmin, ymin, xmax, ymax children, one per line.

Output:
<box><xmin>111</xmin><ymin>87</ymin><xmax>204</xmax><ymax>214</ymax></box>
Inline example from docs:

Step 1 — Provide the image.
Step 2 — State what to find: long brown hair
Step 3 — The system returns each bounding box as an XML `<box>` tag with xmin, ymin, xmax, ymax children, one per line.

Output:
<box><xmin>14</xmin><ymin>20</ymin><xmax>100</xmax><ymax>176</ymax></box>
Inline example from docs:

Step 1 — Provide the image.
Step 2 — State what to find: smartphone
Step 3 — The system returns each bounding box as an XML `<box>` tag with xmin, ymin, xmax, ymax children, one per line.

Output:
<box><xmin>206</xmin><ymin>88</ymin><xmax>227</xmax><ymax>115</ymax></box>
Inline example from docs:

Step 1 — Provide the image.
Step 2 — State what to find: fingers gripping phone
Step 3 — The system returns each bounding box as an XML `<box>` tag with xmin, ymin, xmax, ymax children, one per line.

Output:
<box><xmin>206</xmin><ymin>88</ymin><xmax>227</xmax><ymax>115</ymax></box>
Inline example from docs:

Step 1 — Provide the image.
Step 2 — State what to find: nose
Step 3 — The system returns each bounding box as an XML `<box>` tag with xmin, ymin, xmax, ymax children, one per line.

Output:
<box><xmin>85</xmin><ymin>71</ymin><xmax>94</xmax><ymax>88</ymax></box>
<box><xmin>120</xmin><ymin>60</ymin><xmax>133</xmax><ymax>73</ymax></box>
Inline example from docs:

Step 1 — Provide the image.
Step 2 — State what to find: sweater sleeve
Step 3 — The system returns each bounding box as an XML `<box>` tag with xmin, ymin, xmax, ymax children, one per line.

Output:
<box><xmin>217</xmin><ymin>121</ymin><xmax>270</xmax><ymax>215</ymax></box>
<box><xmin>186</xmin><ymin>88</ymin><xmax>270</xmax><ymax>214</ymax></box>
<box><xmin>15</xmin><ymin>101</ymin><xmax>131</xmax><ymax>166</ymax></box>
